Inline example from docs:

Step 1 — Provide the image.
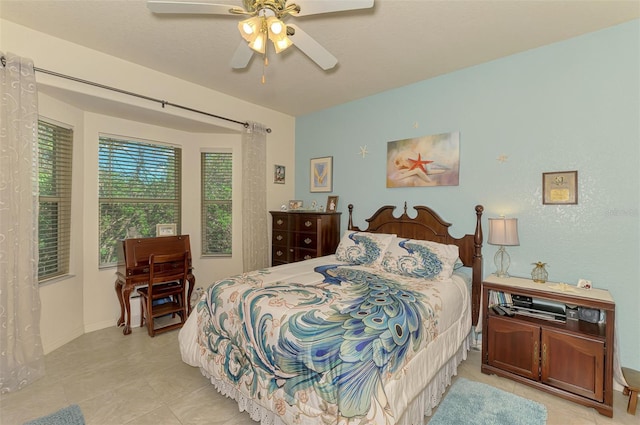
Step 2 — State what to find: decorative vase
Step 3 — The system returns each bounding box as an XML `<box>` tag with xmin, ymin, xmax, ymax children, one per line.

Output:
<box><xmin>531</xmin><ymin>262</ymin><xmax>548</xmax><ymax>283</ymax></box>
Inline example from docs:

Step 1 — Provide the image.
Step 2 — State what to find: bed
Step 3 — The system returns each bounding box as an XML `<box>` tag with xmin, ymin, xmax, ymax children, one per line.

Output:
<box><xmin>179</xmin><ymin>203</ymin><xmax>484</xmax><ymax>425</ymax></box>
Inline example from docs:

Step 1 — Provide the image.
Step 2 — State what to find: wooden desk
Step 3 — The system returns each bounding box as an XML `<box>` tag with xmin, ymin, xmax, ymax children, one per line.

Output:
<box><xmin>114</xmin><ymin>235</ymin><xmax>195</xmax><ymax>335</ymax></box>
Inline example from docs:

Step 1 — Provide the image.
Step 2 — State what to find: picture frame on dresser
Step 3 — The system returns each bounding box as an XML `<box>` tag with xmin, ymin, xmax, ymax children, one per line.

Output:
<box><xmin>326</xmin><ymin>196</ymin><xmax>339</xmax><ymax>212</ymax></box>
<box><xmin>288</xmin><ymin>200</ymin><xmax>303</xmax><ymax>210</ymax></box>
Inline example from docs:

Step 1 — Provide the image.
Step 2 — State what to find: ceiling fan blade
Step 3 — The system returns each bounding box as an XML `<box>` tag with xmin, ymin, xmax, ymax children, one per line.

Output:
<box><xmin>231</xmin><ymin>42</ymin><xmax>254</xmax><ymax>69</ymax></box>
<box><xmin>293</xmin><ymin>0</ymin><xmax>374</xmax><ymax>17</ymax></box>
<box><xmin>147</xmin><ymin>1</ymin><xmax>236</xmax><ymax>15</ymax></box>
<box><xmin>287</xmin><ymin>24</ymin><xmax>337</xmax><ymax>70</ymax></box>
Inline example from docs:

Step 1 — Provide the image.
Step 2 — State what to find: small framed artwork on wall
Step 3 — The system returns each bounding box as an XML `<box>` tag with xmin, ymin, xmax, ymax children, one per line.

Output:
<box><xmin>310</xmin><ymin>156</ymin><xmax>333</xmax><ymax>193</ymax></box>
<box><xmin>326</xmin><ymin>196</ymin><xmax>339</xmax><ymax>212</ymax></box>
<box><xmin>274</xmin><ymin>165</ymin><xmax>285</xmax><ymax>184</ymax></box>
<box><xmin>542</xmin><ymin>171</ymin><xmax>578</xmax><ymax>205</ymax></box>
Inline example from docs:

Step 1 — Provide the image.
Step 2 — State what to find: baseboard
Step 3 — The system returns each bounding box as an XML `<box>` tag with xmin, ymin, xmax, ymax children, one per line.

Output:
<box><xmin>42</xmin><ymin>325</ymin><xmax>84</xmax><ymax>354</ymax></box>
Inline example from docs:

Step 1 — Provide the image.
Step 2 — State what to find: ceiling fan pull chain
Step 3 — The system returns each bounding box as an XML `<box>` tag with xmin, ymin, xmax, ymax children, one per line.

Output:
<box><xmin>261</xmin><ymin>53</ymin><xmax>268</xmax><ymax>84</ymax></box>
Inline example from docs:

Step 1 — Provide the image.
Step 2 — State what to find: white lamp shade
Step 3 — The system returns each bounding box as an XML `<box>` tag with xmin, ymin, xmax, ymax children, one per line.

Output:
<box><xmin>488</xmin><ymin>218</ymin><xmax>519</xmax><ymax>246</ymax></box>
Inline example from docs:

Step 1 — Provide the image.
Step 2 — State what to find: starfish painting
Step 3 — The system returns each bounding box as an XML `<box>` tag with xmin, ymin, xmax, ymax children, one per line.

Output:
<box><xmin>359</xmin><ymin>145</ymin><xmax>369</xmax><ymax>158</ymax></box>
<box><xmin>407</xmin><ymin>153</ymin><xmax>433</xmax><ymax>174</ymax></box>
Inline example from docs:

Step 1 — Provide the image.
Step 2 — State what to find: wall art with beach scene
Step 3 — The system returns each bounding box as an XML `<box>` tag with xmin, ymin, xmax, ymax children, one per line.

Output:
<box><xmin>386</xmin><ymin>131</ymin><xmax>460</xmax><ymax>188</ymax></box>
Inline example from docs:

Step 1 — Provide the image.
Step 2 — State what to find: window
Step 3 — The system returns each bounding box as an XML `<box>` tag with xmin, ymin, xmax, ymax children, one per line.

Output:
<box><xmin>38</xmin><ymin>120</ymin><xmax>73</xmax><ymax>281</ymax></box>
<box><xmin>99</xmin><ymin>136</ymin><xmax>182</xmax><ymax>266</ymax></box>
<box><xmin>201</xmin><ymin>152</ymin><xmax>232</xmax><ymax>256</ymax></box>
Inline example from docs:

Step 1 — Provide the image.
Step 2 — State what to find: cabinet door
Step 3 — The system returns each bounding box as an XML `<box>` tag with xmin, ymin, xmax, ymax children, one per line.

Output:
<box><xmin>487</xmin><ymin>316</ymin><xmax>540</xmax><ymax>380</ymax></box>
<box><xmin>541</xmin><ymin>329</ymin><xmax>604</xmax><ymax>401</ymax></box>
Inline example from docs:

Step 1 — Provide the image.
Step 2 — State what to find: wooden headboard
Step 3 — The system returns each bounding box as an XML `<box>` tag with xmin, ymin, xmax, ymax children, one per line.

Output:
<box><xmin>347</xmin><ymin>203</ymin><xmax>484</xmax><ymax>326</ymax></box>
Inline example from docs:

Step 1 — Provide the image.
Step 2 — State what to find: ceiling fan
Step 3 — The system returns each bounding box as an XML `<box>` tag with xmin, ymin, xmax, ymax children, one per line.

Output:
<box><xmin>147</xmin><ymin>0</ymin><xmax>374</xmax><ymax>71</ymax></box>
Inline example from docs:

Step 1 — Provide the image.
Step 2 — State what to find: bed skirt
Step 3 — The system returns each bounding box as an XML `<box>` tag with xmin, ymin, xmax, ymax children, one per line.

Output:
<box><xmin>197</xmin><ymin>333</ymin><xmax>470</xmax><ymax>425</ymax></box>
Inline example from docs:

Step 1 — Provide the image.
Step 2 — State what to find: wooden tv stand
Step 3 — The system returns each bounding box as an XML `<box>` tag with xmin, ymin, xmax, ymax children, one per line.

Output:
<box><xmin>481</xmin><ymin>275</ymin><xmax>615</xmax><ymax>417</ymax></box>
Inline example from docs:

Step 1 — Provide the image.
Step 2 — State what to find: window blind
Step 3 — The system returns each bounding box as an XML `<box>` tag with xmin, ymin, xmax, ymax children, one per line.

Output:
<box><xmin>38</xmin><ymin>120</ymin><xmax>73</xmax><ymax>281</ymax></box>
<box><xmin>98</xmin><ymin>136</ymin><xmax>182</xmax><ymax>266</ymax></box>
<box><xmin>201</xmin><ymin>152</ymin><xmax>232</xmax><ymax>256</ymax></box>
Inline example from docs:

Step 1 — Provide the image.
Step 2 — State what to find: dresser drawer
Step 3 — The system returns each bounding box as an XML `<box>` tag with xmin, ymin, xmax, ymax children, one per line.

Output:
<box><xmin>272</xmin><ymin>246</ymin><xmax>291</xmax><ymax>263</ymax></box>
<box><xmin>293</xmin><ymin>248</ymin><xmax>317</xmax><ymax>262</ymax></box>
<box><xmin>272</xmin><ymin>230</ymin><xmax>288</xmax><ymax>247</ymax></box>
<box><xmin>293</xmin><ymin>232</ymin><xmax>319</xmax><ymax>250</ymax></box>
<box><xmin>293</xmin><ymin>215</ymin><xmax>318</xmax><ymax>232</ymax></box>
<box><xmin>272</xmin><ymin>214</ymin><xmax>289</xmax><ymax>231</ymax></box>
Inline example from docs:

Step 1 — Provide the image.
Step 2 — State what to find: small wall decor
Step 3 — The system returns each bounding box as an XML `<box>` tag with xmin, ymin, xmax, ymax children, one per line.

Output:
<box><xmin>288</xmin><ymin>200</ymin><xmax>303</xmax><ymax>210</ymax></box>
<box><xmin>326</xmin><ymin>196</ymin><xmax>339</xmax><ymax>212</ymax></box>
<box><xmin>274</xmin><ymin>165</ymin><xmax>285</xmax><ymax>184</ymax></box>
<box><xmin>156</xmin><ymin>223</ymin><xmax>176</xmax><ymax>236</ymax></box>
<box><xmin>386</xmin><ymin>131</ymin><xmax>460</xmax><ymax>187</ymax></box>
<box><xmin>542</xmin><ymin>171</ymin><xmax>578</xmax><ymax>205</ymax></box>
<box><xmin>310</xmin><ymin>156</ymin><xmax>333</xmax><ymax>192</ymax></box>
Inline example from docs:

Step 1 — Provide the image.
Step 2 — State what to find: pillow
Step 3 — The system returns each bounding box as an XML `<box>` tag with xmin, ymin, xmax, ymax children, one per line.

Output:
<box><xmin>379</xmin><ymin>238</ymin><xmax>459</xmax><ymax>280</ymax></box>
<box><xmin>334</xmin><ymin>231</ymin><xmax>395</xmax><ymax>267</ymax></box>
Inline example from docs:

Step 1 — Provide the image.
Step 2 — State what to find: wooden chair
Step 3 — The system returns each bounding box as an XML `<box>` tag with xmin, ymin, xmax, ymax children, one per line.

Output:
<box><xmin>137</xmin><ymin>251</ymin><xmax>189</xmax><ymax>337</ymax></box>
<box><xmin>622</xmin><ymin>367</ymin><xmax>640</xmax><ymax>415</ymax></box>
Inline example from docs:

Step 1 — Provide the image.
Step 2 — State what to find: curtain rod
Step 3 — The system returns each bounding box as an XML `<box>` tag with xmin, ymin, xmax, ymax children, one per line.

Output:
<box><xmin>1</xmin><ymin>56</ymin><xmax>271</xmax><ymax>133</ymax></box>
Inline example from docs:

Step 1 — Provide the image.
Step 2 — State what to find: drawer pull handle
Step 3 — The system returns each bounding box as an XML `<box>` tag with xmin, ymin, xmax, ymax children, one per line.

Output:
<box><xmin>533</xmin><ymin>340</ymin><xmax>539</xmax><ymax>364</ymax></box>
<box><xmin>304</xmin><ymin>238</ymin><xmax>312</xmax><ymax>245</ymax></box>
<box><xmin>276</xmin><ymin>250</ymin><xmax>283</xmax><ymax>256</ymax></box>
<box><xmin>276</xmin><ymin>235</ymin><xmax>283</xmax><ymax>241</ymax></box>
<box><xmin>304</xmin><ymin>255</ymin><xmax>312</xmax><ymax>260</ymax></box>
<box><xmin>304</xmin><ymin>220</ymin><xmax>312</xmax><ymax>227</ymax></box>
<box><xmin>542</xmin><ymin>343</ymin><xmax>547</xmax><ymax>367</ymax></box>
<box><xmin>277</xmin><ymin>219</ymin><xmax>283</xmax><ymax>225</ymax></box>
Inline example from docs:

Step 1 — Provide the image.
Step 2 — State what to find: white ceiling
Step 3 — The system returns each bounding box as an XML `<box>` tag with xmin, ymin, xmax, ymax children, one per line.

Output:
<box><xmin>2</xmin><ymin>0</ymin><xmax>639</xmax><ymax>117</ymax></box>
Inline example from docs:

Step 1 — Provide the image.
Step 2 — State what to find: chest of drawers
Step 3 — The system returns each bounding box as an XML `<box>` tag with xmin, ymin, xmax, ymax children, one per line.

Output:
<box><xmin>270</xmin><ymin>211</ymin><xmax>341</xmax><ymax>266</ymax></box>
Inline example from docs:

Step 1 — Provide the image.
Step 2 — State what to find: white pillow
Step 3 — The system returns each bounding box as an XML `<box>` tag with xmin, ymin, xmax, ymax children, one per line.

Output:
<box><xmin>380</xmin><ymin>237</ymin><xmax>459</xmax><ymax>280</ymax></box>
<box><xmin>334</xmin><ymin>231</ymin><xmax>395</xmax><ymax>267</ymax></box>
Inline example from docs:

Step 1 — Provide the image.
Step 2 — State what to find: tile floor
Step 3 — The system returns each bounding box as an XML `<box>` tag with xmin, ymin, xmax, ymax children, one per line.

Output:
<box><xmin>1</xmin><ymin>326</ymin><xmax>637</xmax><ymax>425</ymax></box>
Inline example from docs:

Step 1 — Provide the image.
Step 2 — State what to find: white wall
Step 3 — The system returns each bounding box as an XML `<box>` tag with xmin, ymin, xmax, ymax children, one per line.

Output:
<box><xmin>2</xmin><ymin>20</ymin><xmax>296</xmax><ymax>352</ymax></box>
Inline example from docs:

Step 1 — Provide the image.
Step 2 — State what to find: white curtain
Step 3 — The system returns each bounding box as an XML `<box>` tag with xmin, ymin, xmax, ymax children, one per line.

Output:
<box><xmin>241</xmin><ymin>122</ymin><xmax>269</xmax><ymax>272</ymax></box>
<box><xmin>0</xmin><ymin>52</ymin><xmax>45</xmax><ymax>393</ymax></box>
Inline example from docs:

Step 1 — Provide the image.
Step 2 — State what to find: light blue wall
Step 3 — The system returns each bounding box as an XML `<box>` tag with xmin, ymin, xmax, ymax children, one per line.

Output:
<box><xmin>295</xmin><ymin>20</ymin><xmax>639</xmax><ymax>369</ymax></box>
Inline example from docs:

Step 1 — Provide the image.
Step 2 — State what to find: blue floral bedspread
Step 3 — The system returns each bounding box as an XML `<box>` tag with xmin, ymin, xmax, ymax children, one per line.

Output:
<box><xmin>194</xmin><ymin>261</ymin><xmax>455</xmax><ymax>425</ymax></box>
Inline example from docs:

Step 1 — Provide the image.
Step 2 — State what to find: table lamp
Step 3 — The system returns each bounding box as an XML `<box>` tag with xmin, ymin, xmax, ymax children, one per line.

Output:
<box><xmin>488</xmin><ymin>217</ymin><xmax>519</xmax><ymax>278</ymax></box>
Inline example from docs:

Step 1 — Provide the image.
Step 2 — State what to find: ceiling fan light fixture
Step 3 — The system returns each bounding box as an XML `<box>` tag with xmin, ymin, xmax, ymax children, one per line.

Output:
<box><xmin>238</xmin><ymin>16</ymin><xmax>261</xmax><ymax>41</ymax></box>
<box><xmin>249</xmin><ymin>31</ymin><xmax>267</xmax><ymax>54</ymax></box>
<box><xmin>272</xmin><ymin>35</ymin><xmax>293</xmax><ymax>53</ymax></box>
<box><xmin>266</xmin><ymin>16</ymin><xmax>292</xmax><ymax>53</ymax></box>
<box><xmin>267</xmin><ymin>16</ymin><xmax>284</xmax><ymax>35</ymax></box>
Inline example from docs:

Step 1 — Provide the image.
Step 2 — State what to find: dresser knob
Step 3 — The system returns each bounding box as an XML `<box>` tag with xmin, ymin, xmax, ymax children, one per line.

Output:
<box><xmin>276</xmin><ymin>235</ymin><xmax>283</xmax><ymax>241</ymax></box>
<box><xmin>304</xmin><ymin>238</ymin><xmax>312</xmax><ymax>245</ymax></box>
<box><xmin>276</xmin><ymin>250</ymin><xmax>283</xmax><ymax>256</ymax></box>
<box><xmin>304</xmin><ymin>220</ymin><xmax>312</xmax><ymax>227</ymax></box>
<box><xmin>277</xmin><ymin>219</ymin><xmax>283</xmax><ymax>225</ymax></box>
<box><xmin>304</xmin><ymin>255</ymin><xmax>312</xmax><ymax>260</ymax></box>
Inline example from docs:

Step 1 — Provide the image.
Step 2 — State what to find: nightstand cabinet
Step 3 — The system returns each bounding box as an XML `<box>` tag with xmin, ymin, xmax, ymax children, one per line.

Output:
<box><xmin>481</xmin><ymin>275</ymin><xmax>615</xmax><ymax>417</ymax></box>
<box><xmin>270</xmin><ymin>211</ymin><xmax>341</xmax><ymax>266</ymax></box>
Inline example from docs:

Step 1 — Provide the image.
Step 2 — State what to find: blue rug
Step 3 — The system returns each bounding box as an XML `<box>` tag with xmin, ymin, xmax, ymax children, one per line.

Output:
<box><xmin>23</xmin><ymin>404</ymin><xmax>85</xmax><ymax>425</ymax></box>
<box><xmin>429</xmin><ymin>378</ymin><xmax>547</xmax><ymax>425</ymax></box>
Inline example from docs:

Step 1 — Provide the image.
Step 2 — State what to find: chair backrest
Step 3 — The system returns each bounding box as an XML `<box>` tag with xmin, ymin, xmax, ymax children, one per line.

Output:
<box><xmin>148</xmin><ymin>251</ymin><xmax>189</xmax><ymax>294</ymax></box>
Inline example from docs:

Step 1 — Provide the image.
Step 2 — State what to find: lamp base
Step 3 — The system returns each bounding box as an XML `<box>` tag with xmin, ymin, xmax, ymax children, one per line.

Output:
<box><xmin>494</xmin><ymin>246</ymin><xmax>511</xmax><ymax>278</ymax></box>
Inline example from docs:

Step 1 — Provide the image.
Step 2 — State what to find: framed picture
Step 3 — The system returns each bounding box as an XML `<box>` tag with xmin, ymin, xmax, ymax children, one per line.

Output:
<box><xmin>274</xmin><ymin>164</ymin><xmax>285</xmax><ymax>184</ymax></box>
<box><xmin>288</xmin><ymin>200</ymin><xmax>303</xmax><ymax>210</ymax></box>
<box><xmin>543</xmin><ymin>171</ymin><xmax>578</xmax><ymax>205</ymax></box>
<box><xmin>386</xmin><ymin>132</ymin><xmax>460</xmax><ymax>188</ymax></box>
<box><xmin>156</xmin><ymin>223</ymin><xmax>177</xmax><ymax>236</ymax></box>
<box><xmin>310</xmin><ymin>156</ymin><xmax>333</xmax><ymax>193</ymax></box>
<box><xmin>326</xmin><ymin>196</ymin><xmax>339</xmax><ymax>212</ymax></box>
